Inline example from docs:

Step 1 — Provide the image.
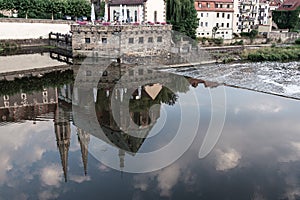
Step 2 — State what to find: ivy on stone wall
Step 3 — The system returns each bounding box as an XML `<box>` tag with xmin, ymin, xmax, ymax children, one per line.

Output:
<box><xmin>272</xmin><ymin>8</ymin><xmax>300</xmax><ymax>31</ymax></box>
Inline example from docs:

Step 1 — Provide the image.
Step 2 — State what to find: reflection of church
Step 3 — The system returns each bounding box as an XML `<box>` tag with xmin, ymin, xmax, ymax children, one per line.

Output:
<box><xmin>72</xmin><ymin>62</ymin><xmax>180</xmax><ymax>171</ymax></box>
<box><xmin>53</xmin><ymin>89</ymin><xmax>90</xmax><ymax>182</ymax></box>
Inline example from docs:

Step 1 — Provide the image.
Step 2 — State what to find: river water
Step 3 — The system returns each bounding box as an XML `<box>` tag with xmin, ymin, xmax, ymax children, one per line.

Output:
<box><xmin>0</xmin><ymin>52</ymin><xmax>300</xmax><ymax>200</ymax></box>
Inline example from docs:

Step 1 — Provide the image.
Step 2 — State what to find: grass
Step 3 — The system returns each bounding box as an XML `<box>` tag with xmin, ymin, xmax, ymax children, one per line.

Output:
<box><xmin>242</xmin><ymin>45</ymin><xmax>300</xmax><ymax>62</ymax></box>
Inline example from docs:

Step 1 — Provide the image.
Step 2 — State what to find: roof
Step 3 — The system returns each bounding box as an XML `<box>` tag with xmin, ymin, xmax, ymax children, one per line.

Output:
<box><xmin>108</xmin><ymin>0</ymin><xmax>147</xmax><ymax>6</ymax></box>
<box><xmin>259</xmin><ymin>0</ymin><xmax>281</xmax><ymax>6</ymax></box>
<box><xmin>277</xmin><ymin>0</ymin><xmax>300</xmax><ymax>11</ymax></box>
<box><xmin>195</xmin><ymin>0</ymin><xmax>233</xmax><ymax>3</ymax></box>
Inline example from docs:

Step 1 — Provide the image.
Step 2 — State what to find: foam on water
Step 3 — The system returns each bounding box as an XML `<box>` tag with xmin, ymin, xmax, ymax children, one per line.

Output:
<box><xmin>163</xmin><ymin>61</ymin><xmax>300</xmax><ymax>100</ymax></box>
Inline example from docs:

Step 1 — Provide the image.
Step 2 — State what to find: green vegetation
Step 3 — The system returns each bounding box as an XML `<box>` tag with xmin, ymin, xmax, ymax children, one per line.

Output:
<box><xmin>0</xmin><ymin>69</ymin><xmax>74</xmax><ymax>96</ymax></box>
<box><xmin>243</xmin><ymin>46</ymin><xmax>300</xmax><ymax>62</ymax></box>
<box><xmin>272</xmin><ymin>8</ymin><xmax>300</xmax><ymax>31</ymax></box>
<box><xmin>230</xmin><ymin>40</ymin><xmax>244</xmax><ymax>45</ymax></box>
<box><xmin>166</xmin><ymin>0</ymin><xmax>199</xmax><ymax>39</ymax></box>
<box><xmin>295</xmin><ymin>38</ymin><xmax>300</xmax><ymax>45</ymax></box>
<box><xmin>0</xmin><ymin>0</ymin><xmax>91</xmax><ymax>20</ymax></box>
<box><xmin>198</xmin><ymin>37</ymin><xmax>224</xmax><ymax>46</ymax></box>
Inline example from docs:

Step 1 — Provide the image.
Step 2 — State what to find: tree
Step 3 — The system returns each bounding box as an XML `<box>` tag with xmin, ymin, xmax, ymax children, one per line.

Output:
<box><xmin>65</xmin><ymin>0</ymin><xmax>91</xmax><ymax>20</ymax></box>
<box><xmin>45</xmin><ymin>0</ymin><xmax>66</xmax><ymax>20</ymax></box>
<box><xmin>12</xmin><ymin>0</ymin><xmax>42</xmax><ymax>19</ymax></box>
<box><xmin>166</xmin><ymin>0</ymin><xmax>199</xmax><ymax>39</ymax></box>
<box><xmin>273</xmin><ymin>8</ymin><xmax>300</xmax><ymax>31</ymax></box>
<box><xmin>212</xmin><ymin>26</ymin><xmax>219</xmax><ymax>39</ymax></box>
<box><xmin>0</xmin><ymin>0</ymin><xmax>15</xmax><ymax>13</ymax></box>
<box><xmin>249</xmin><ymin>29</ymin><xmax>258</xmax><ymax>43</ymax></box>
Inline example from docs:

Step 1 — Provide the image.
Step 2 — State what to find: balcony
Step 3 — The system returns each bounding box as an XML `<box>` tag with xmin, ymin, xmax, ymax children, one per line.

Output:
<box><xmin>240</xmin><ymin>1</ymin><xmax>253</xmax><ymax>5</ymax></box>
<box><xmin>240</xmin><ymin>16</ymin><xmax>255</xmax><ymax>22</ymax></box>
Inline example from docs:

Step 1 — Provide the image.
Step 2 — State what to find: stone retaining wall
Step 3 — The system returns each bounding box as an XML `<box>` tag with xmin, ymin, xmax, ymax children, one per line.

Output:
<box><xmin>268</xmin><ymin>32</ymin><xmax>300</xmax><ymax>43</ymax></box>
<box><xmin>71</xmin><ymin>24</ymin><xmax>173</xmax><ymax>57</ymax></box>
<box><xmin>0</xmin><ymin>18</ymin><xmax>73</xmax><ymax>24</ymax></box>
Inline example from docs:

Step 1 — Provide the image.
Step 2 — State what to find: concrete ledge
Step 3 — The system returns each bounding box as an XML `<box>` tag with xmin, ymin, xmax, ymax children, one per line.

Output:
<box><xmin>0</xmin><ymin>18</ymin><xmax>74</xmax><ymax>24</ymax></box>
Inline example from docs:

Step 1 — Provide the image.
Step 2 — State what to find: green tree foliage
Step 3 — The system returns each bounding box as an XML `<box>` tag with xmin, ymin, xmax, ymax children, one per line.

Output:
<box><xmin>166</xmin><ymin>0</ymin><xmax>199</xmax><ymax>39</ymax></box>
<box><xmin>99</xmin><ymin>0</ymin><xmax>105</xmax><ymax>18</ymax></box>
<box><xmin>45</xmin><ymin>0</ymin><xmax>67</xmax><ymax>20</ymax></box>
<box><xmin>273</xmin><ymin>8</ymin><xmax>300</xmax><ymax>31</ymax></box>
<box><xmin>0</xmin><ymin>0</ymin><xmax>90</xmax><ymax>19</ymax></box>
<box><xmin>13</xmin><ymin>0</ymin><xmax>42</xmax><ymax>19</ymax></box>
<box><xmin>0</xmin><ymin>0</ymin><xmax>15</xmax><ymax>11</ymax></box>
<box><xmin>65</xmin><ymin>0</ymin><xmax>91</xmax><ymax>20</ymax></box>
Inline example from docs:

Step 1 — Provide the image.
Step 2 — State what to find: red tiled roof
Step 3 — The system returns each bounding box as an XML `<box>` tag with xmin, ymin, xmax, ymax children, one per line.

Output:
<box><xmin>277</xmin><ymin>0</ymin><xmax>300</xmax><ymax>11</ymax></box>
<box><xmin>108</xmin><ymin>0</ymin><xmax>147</xmax><ymax>5</ymax></box>
<box><xmin>195</xmin><ymin>0</ymin><xmax>233</xmax><ymax>2</ymax></box>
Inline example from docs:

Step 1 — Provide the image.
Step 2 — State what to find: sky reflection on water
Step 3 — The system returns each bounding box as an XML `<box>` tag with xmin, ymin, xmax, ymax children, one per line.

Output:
<box><xmin>0</xmin><ymin>66</ymin><xmax>300</xmax><ymax>199</ymax></box>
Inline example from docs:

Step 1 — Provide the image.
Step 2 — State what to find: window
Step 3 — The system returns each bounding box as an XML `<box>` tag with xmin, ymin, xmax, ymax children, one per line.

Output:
<box><xmin>134</xmin><ymin>10</ymin><xmax>138</xmax><ymax>22</ymax></box>
<box><xmin>148</xmin><ymin>37</ymin><xmax>153</xmax><ymax>43</ymax></box>
<box><xmin>206</xmin><ymin>13</ymin><xmax>209</xmax><ymax>17</ymax></box>
<box><xmin>207</xmin><ymin>3</ymin><xmax>210</xmax><ymax>8</ymax></box>
<box><xmin>216</xmin><ymin>23</ymin><xmax>219</xmax><ymax>27</ymax></box>
<box><xmin>217</xmin><ymin>13</ymin><xmax>219</xmax><ymax>17</ymax></box>
<box><xmin>129</xmin><ymin>38</ymin><xmax>134</xmax><ymax>43</ymax></box>
<box><xmin>216</xmin><ymin>4</ymin><xmax>218</xmax><ymax>8</ymax></box>
<box><xmin>154</xmin><ymin>11</ymin><xmax>157</xmax><ymax>22</ymax></box>
<box><xmin>220</xmin><ymin>4</ymin><xmax>223</xmax><ymax>8</ymax></box>
<box><xmin>102</xmin><ymin>38</ymin><xmax>107</xmax><ymax>44</ymax></box>
<box><xmin>198</xmin><ymin>3</ymin><xmax>202</xmax><ymax>8</ymax></box>
<box><xmin>201</xmin><ymin>13</ymin><xmax>203</xmax><ymax>17</ymax></box>
<box><xmin>227</xmin><ymin>23</ymin><xmax>229</xmax><ymax>28</ymax></box>
<box><xmin>221</xmin><ymin>23</ymin><xmax>224</xmax><ymax>27</ymax></box>
<box><xmin>227</xmin><ymin>14</ymin><xmax>230</xmax><ymax>19</ymax></box>
<box><xmin>205</xmin><ymin>22</ymin><xmax>208</xmax><ymax>27</ymax></box>
<box><xmin>86</xmin><ymin>70</ymin><xmax>92</xmax><ymax>76</ymax></box>
<box><xmin>139</xmin><ymin>37</ymin><xmax>144</xmax><ymax>44</ymax></box>
<box><xmin>85</xmin><ymin>38</ymin><xmax>90</xmax><ymax>43</ymax></box>
<box><xmin>157</xmin><ymin>36</ymin><xmax>162</xmax><ymax>42</ymax></box>
<box><xmin>227</xmin><ymin>4</ymin><xmax>230</xmax><ymax>8</ymax></box>
<box><xmin>200</xmin><ymin>22</ymin><xmax>203</xmax><ymax>26</ymax></box>
<box><xmin>129</xmin><ymin>70</ymin><xmax>134</xmax><ymax>76</ymax></box>
<box><xmin>138</xmin><ymin>69</ymin><xmax>143</xmax><ymax>75</ymax></box>
<box><xmin>222</xmin><ymin>13</ymin><xmax>225</xmax><ymax>18</ymax></box>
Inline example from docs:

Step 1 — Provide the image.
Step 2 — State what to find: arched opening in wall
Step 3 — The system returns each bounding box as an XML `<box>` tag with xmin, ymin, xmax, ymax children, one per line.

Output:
<box><xmin>154</xmin><ymin>11</ymin><xmax>157</xmax><ymax>23</ymax></box>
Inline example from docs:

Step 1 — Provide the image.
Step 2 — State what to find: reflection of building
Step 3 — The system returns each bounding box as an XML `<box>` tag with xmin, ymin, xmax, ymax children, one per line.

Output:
<box><xmin>54</xmin><ymin>102</ymin><xmax>72</xmax><ymax>182</ymax></box>
<box><xmin>77</xmin><ymin>128</ymin><xmax>90</xmax><ymax>175</ymax></box>
<box><xmin>72</xmin><ymin>62</ymin><xmax>184</xmax><ymax>170</ymax></box>
<box><xmin>0</xmin><ymin>88</ymin><xmax>57</xmax><ymax>125</ymax></box>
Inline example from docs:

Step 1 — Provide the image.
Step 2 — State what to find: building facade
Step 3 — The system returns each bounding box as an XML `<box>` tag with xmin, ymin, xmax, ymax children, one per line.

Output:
<box><xmin>105</xmin><ymin>0</ymin><xmax>166</xmax><ymax>23</ymax></box>
<box><xmin>195</xmin><ymin>0</ymin><xmax>234</xmax><ymax>39</ymax></box>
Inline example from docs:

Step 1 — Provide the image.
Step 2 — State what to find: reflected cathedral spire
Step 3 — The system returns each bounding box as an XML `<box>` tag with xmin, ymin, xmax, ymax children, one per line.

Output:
<box><xmin>54</xmin><ymin>103</ymin><xmax>71</xmax><ymax>182</ymax></box>
<box><xmin>77</xmin><ymin>128</ymin><xmax>90</xmax><ymax>176</ymax></box>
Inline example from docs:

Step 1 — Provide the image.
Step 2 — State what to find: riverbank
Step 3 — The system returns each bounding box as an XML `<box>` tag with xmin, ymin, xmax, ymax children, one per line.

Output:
<box><xmin>242</xmin><ymin>45</ymin><xmax>300</xmax><ymax>62</ymax></box>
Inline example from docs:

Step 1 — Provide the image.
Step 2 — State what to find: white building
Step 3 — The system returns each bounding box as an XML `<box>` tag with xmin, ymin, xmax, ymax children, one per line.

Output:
<box><xmin>195</xmin><ymin>0</ymin><xmax>234</xmax><ymax>39</ymax></box>
<box><xmin>105</xmin><ymin>0</ymin><xmax>166</xmax><ymax>23</ymax></box>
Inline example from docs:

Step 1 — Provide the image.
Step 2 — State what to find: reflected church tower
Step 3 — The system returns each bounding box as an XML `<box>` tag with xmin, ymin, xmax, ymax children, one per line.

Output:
<box><xmin>77</xmin><ymin>128</ymin><xmax>90</xmax><ymax>175</ymax></box>
<box><xmin>54</xmin><ymin>103</ymin><xmax>71</xmax><ymax>182</ymax></box>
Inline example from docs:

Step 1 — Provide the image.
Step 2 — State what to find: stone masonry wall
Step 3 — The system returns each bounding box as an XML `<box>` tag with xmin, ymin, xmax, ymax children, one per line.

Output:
<box><xmin>71</xmin><ymin>24</ymin><xmax>172</xmax><ymax>57</ymax></box>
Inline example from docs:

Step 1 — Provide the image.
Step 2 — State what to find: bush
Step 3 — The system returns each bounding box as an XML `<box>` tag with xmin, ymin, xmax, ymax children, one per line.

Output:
<box><xmin>295</xmin><ymin>38</ymin><xmax>300</xmax><ymax>45</ymax></box>
<box><xmin>213</xmin><ymin>38</ymin><xmax>224</xmax><ymax>45</ymax></box>
<box><xmin>241</xmin><ymin>32</ymin><xmax>250</xmax><ymax>37</ymax></box>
